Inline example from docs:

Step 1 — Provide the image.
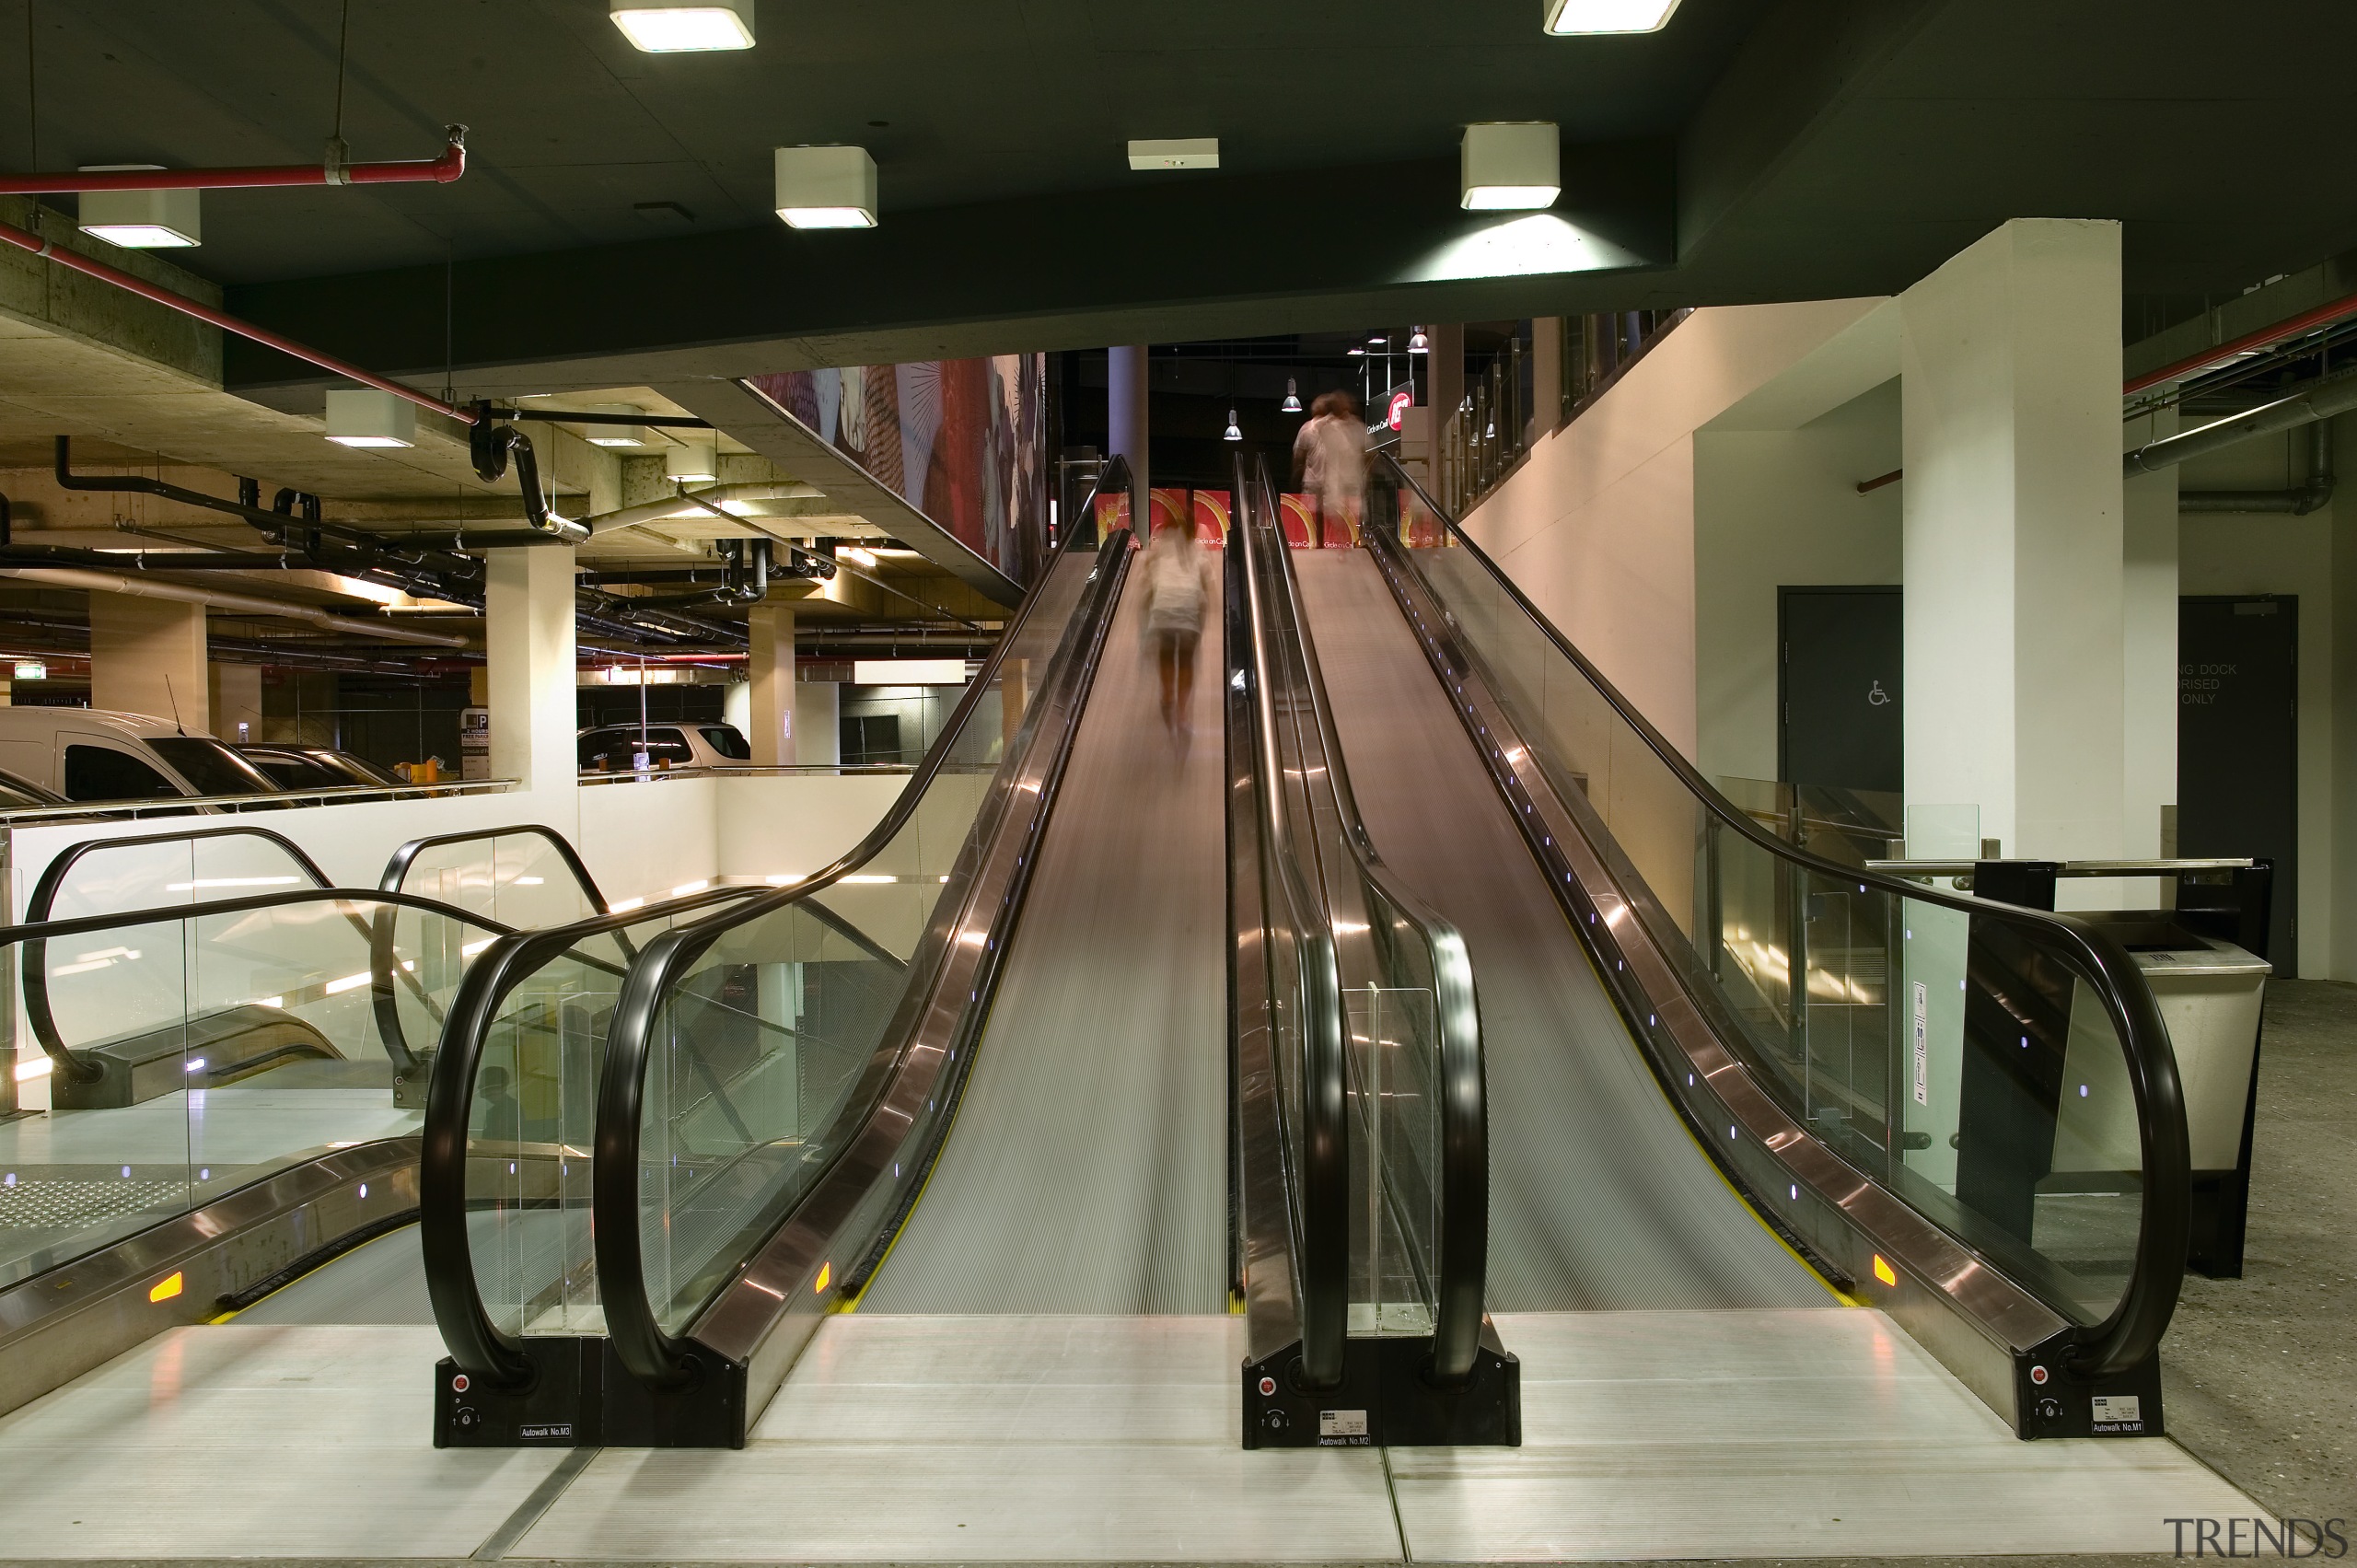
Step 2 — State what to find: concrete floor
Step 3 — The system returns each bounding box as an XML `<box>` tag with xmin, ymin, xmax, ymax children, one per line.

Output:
<box><xmin>2161</xmin><ymin>978</ymin><xmax>2357</xmax><ymax>1516</ymax></box>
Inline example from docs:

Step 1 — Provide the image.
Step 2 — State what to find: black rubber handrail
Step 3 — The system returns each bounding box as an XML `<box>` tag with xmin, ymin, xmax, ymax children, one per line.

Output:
<box><xmin>379</xmin><ymin>823</ymin><xmax>609</xmax><ymax>913</ymax></box>
<box><xmin>1240</xmin><ymin>455</ymin><xmax>1489</xmax><ymax>1385</ymax></box>
<box><xmin>1</xmin><ymin>887</ymin><xmax>515</xmax><ymax>1088</ymax></box>
<box><xmin>25</xmin><ymin>825</ymin><xmax>330</xmax><ymax>922</ymax></box>
<box><xmin>1372</xmin><ymin>452</ymin><xmax>2188</xmax><ymax>1378</ymax></box>
<box><xmin>416</xmin><ymin>879</ymin><xmax>772</xmax><ymax>1388</ymax></box>
<box><xmin>591</xmin><ymin>460</ymin><xmax>1133</xmax><ymax>1392</ymax></box>
<box><xmin>1228</xmin><ymin>463</ymin><xmax>1351</xmax><ymax>1390</ymax></box>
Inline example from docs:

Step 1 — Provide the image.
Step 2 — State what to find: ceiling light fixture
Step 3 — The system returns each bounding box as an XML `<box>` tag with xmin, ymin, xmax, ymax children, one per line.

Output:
<box><xmin>77</xmin><ymin>167</ymin><xmax>201</xmax><ymax>249</ymax></box>
<box><xmin>1348</xmin><ymin>345</ymin><xmax>1365</xmax><ymax>356</ymax></box>
<box><xmin>666</xmin><ymin>443</ymin><xmax>718</xmax><ymax>483</ymax></box>
<box><xmin>1461</xmin><ymin>122</ymin><xmax>1560</xmax><ymax>210</ymax></box>
<box><xmin>1126</xmin><ymin>137</ymin><xmax>1219</xmax><ymax>171</ymax></box>
<box><xmin>1409</xmin><ymin>329</ymin><xmax>1430</xmax><ymax>353</ymax></box>
<box><xmin>323</xmin><ymin>388</ymin><xmax>416</xmax><ymax>448</ymax></box>
<box><xmin>1543</xmin><ymin>0</ymin><xmax>1682</xmax><ymax>34</ymax></box>
<box><xmin>583</xmin><ymin>404</ymin><xmax>647</xmax><ymax>447</ymax></box>
<box><xmin>1282</xmin><ymin>378</ymin><xmax>1303</xmax><ymax>413</ymax></box>
<box><xmin>610</xmin><ymin>0</ymin><xmax>755</xmax><ymax>52</ymax></box>
<box><xmin>775</xmin><ymin>145</ymin><xmax>877</xmax><ymax>229</ymax></box>
<box><xmin>1224</xmin><ymin>409</ymin><xmax>1242</xmax><ymax>442</ymax></box>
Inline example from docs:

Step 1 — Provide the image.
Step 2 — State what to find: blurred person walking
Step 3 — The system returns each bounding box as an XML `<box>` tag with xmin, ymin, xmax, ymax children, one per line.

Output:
<box><xmin>1293</xmin><ymin>390</ymin><xmax>1369</xmax><ymax>547</ymax></box>
<box><xmin>1139</xmin><ymin>515</ymin><xmax>1213</xmax><ymax>739</ymax></box>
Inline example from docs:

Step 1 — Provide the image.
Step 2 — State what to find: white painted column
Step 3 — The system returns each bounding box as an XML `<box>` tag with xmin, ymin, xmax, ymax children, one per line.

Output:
<box><xmin>89</xmin><ymin>594</ymin><xmax>208</xmax><ymax>730</ymax></box>
<box><xmin>484</xmin><ymin>545</ymin><xmax>577</xmax><ymax>794</ymax></box>
<box><xmin>1900</xmin><ymin>218</ymin><xmax>2126</xmax><ymax>876</ymax></box>
<box><xmin>795</xmin><ymin>680</ymin><xmax>841</xmax><ymax>767</ymax></box>
<box><xmin>747</xmin><ymin>598</ymin><xmax>796</xmax><ymax>766</ymax></box>
<box><xmin>2121</xmin><ymin>405</ymin><xmax>2179</xmax><ymax>859</ymax></box>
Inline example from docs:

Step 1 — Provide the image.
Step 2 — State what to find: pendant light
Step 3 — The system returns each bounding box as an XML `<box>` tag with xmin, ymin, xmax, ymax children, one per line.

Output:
<box><xmin>1223</xmin><ymin>409</ymin><xmax>1243</xmax><ymax>442</ymax></box>
<box><xmin>1282</xmin><ymin>378</ymin><xmax>1303</xmax><ymax>413</ymax></box>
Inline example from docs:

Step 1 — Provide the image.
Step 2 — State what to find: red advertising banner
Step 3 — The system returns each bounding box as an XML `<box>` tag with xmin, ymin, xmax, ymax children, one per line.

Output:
<box><xmin>1319</xmin><ymin>498</ymin><xmax>1360</xmax><ymax>548</ymax></box>
<box><xmin>1190</xmin><ymin>490</ymin><xmax>1230</xmax><ymax>549</ymax></box>
<box><xmin>1279</xmin><ymin>494</ymin><xmax>1316</xmax><ymax>549</ymax></box>
<box><xmin>1148</xmin><ymin>487</ymin><xmax>1190</xmax><ymax>539</ymax></box>
<box><xmin>1400</xmin><ymin>488</ymin><xmax>1446</xmax><ymax>549</ymax></box>
<box><xmin>1095</xmin><ymin>490</ymin><xmax>1132</xmax><ymax>540</ymax></box>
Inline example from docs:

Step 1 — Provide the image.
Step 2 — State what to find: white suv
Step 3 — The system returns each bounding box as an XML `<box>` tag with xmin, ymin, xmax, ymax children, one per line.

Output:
<box><xmin>0</xmin><ymin>709</ymin><xmax>283</xmax><ymax>807</ymax></box>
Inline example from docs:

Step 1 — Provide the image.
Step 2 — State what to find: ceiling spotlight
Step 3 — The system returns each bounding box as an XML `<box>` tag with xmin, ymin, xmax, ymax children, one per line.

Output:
<box><xmin>1348</xmin><ymin>345</ymin><xmax>1365</xmax><ymax>356</ymax></box>
<box><xmin>1409</xmin><ymin>329</ymin><xmax>1430</xmax><ymax>353</ymax></box>
<box><xmin>666</xmin><ymin>443</ymin><xmax>719</xmax><ymax>483</ymax></box>
<box><xmin>1543</xmin><ymin>0</ymin><xmax>1682</xmax><ymax>34</ymax></box>
<box><xmin>1127</xmin><ymin>138</ymin><xmax>1219</xmax><ymax>171</ymax></box>
<box><xmin>323</xmin><ymin>389</ymin><xmax>416</xmax><ymax>448</ymax></box>
<box><xmin>1224</xmin><ymin>409</ymin><xmax>1242</xmax><ymax>442</ymax></box>
<box><xmin>775</xmin><ymin>145</ymin><xmax>877</xmax><ymax>229</ymax></box>
<box><xmin>610</xmin><ymin>0</ymin><xmax>754</xmax><ymax>52</ymax></box>
<box><xmin>1282</xmin><ymin>378</ymin><xmax>1303</xmax><ymax>413</ymax></box>
<box><xmin>78</xmin><ymin>167</ymin><xmax>201</xmax><ymax>249</ymax></box>
<box><xmin>1461</xmin><ymin>122</ymin><xmax>1560</xmax><ymax>211</ymax></box>
<box><xmin>583</xmin><ymin>404</ymin><xmax>647</xmax><ymax>447</ymax></box>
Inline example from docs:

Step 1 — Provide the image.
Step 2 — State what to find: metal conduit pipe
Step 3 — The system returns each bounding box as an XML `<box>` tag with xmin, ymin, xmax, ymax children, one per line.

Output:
<box><xmin>0</xmin><ymin>128</ymin><xmax>468</xmax><ymax>193</ymax></box>
<box><xmin>0</xmin><ymin>566</ymin><xmax>472</xmax><ymax>648</ymax></box>
<box><xmin>2180</xmin><ymin>421</ymin><xmax>2337</xmax><ymax>515</ymax></box>
<box><xmin>2125</xmin><ymin>364</ymin><xmax>2357</xmax><ymax>475</ymax></box>
<box><xmin>578</xmin><ymin>482</ymin><xmax>824</xmax><ymax>537</ymax></box>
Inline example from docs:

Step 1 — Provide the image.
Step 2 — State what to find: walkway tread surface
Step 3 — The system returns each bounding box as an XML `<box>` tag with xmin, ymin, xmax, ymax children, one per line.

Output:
<box><xmin>855</xmin><ymin>560</ymin><xmax>1229</xmax><ymax>1315</ymax></box>
<box><xmin>1291</xmin><ymin>550</ymin><xmax>1826</xmax><ymax>1312</ymax></box>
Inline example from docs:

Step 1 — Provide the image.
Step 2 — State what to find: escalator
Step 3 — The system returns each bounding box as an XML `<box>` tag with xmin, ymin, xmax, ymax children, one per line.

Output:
<box><xmin>1270</xmin><ymin>451</ymin><xmax>2192</xmax><ymax>1442</ymax></box>
<box><xmin>0</xmin><ymin>821</ymin><xmax>750</xmax><ymax>1415</ymax></box>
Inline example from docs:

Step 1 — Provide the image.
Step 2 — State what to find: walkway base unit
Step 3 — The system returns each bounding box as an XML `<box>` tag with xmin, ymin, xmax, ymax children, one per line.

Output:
<box><xmin>1241</xmin><ymin>1329</ymin><xmax>1521</xmax><ymax>1448</ymax></box>
<box><xmin>435</xmin><ymin>1336</ymin><xmax>744</xmax><ymax>1447</ymax></box>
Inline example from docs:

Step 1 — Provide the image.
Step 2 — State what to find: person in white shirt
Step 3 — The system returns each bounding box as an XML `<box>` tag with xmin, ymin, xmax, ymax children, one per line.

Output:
<box><xmin>1292</xmin><ymin>390</ymin><xmax>1369</xmax><ymax>546</ymax></box>
<box><xmin>1139</xmin><ymin>518</ymin><xmax>1213</xmax><ymax>737</ymax></box>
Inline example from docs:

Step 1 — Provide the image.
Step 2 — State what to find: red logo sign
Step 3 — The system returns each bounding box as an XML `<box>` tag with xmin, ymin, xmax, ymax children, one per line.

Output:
<box><xmin>1387</xmin><ymin>391</ymin><xmax>1412</xmax><ymax>431</ymax></box>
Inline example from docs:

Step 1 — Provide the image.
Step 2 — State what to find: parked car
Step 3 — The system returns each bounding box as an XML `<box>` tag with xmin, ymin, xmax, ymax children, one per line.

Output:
<box><xmin>577</xmin><ymin>722</ymin><xmax>753</xmax><ymax>773</ymax></box>
<box><xmin>0</xmin><ymin>764</ymin><xmax>66</xmax><ymax>811</ymax></box>
<box><xmin>0</xmin><ymin>708</ymin><xmax>284</xmax><ymax>807</ymax></box>
<box><xmin>236</xmin><ymin>743</ymin><xmax>401</xmax><ymax>792</ymax></box>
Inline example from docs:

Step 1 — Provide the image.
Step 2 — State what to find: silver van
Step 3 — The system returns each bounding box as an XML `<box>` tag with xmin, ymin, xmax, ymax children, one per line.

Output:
<box><xmin>0</xmin><ymin>709</ymin><xmax>283</xmax><ymax>807</ymax></box>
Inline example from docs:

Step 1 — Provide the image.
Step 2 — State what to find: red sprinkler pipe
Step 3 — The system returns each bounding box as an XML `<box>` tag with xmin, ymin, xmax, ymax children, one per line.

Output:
<box><xmin>2126</xmin><ymin>285</ymin><xmax>2357</xmax><ymax>395</ymax></box>
<box><xmin>0</xmin><ymin>215</ymin><xmax>472</xmax><ymax>424</ymax></box>
<box><xmin>0</xmin><ymin>127</ymin><xmax>468</xmax><ymax>194</ymax></box>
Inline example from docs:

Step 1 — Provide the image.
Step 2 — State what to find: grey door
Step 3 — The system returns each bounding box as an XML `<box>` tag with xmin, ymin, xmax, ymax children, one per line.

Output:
<box><xmin>1780</xmin><ymin>587</ymin><xmax>1902</xmax><ymax>794</ymax></box>
<box><xmin>2178</xmin><ymin>596</ymin><xmax>2296</xmax><ymax>974</ymax></box>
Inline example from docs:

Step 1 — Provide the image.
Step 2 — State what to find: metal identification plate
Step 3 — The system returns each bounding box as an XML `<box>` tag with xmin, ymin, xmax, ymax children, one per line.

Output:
<box><xmin>2091</xmin><ymin>1395</ymin><xmax>2142</xmax><ymax>1433</ymax></box>
<box><xmin>1318</xmin><ymin>1409</ymin><xmax>1369</xmax><ymax>1441</ymax></box>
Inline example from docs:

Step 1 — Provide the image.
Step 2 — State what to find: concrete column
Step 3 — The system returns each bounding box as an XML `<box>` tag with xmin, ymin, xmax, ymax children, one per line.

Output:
<box><xmin>1428</xmin><ymin>324</ymin><xmax>1467</xmax><ymax>437</ymax></box>
<box><xmin>747</xmin><ymin>598</ymin><xmax>796</xmax><ymax>765</ymax></box>
<box><xmin>2335</xmin><ymin>411</ymin><xmax>2357</xmax><ymax>980</ymax></box>
<box><xmin>1108</xmin><ymin>344</ymin><xmax>1149</xmax><ymax>529</ymax></box>
<box><xmin>2121</xmin><ymin>404</ymin><xmax>2180</xmax><ymax>860</ymax></box>
<box><xmin>209</xmin><ymin>662</ymin><xmax>264</xmax><ymax>745</ymax></box>
<box><xmin>89</xmin><ymin>594</ymin><xmax>208</xmax><ymax>731</ymax></box>
<box><xmin>484</xmin><ymin>545</ymin><xmax>577</xmax><ymax>793</ymax></box>
<box><xmin>1900</xmin><ymin>218</ymin><xmax>2126</xmax><ymax>875</ymax></box>
<box><xmin>1529</xmin><ymin>318</ymin><xmax>1564</xmax><ymax>441</ymax></box>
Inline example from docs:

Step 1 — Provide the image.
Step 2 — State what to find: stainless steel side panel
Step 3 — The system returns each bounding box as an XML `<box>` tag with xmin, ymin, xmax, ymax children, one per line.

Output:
<box><xmin>0</xmin><ymin>1137</ymin><xmax>420</xmax><ymax>1416</ymax></box>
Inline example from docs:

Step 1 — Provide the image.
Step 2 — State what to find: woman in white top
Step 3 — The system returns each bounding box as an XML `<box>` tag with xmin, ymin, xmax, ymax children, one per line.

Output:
<box><xmin>1292</xmin><ymin>390</ymin><xmax>1369</xmax><ymax>546</ymax></box>
<box><xmin>1139</xmin><ymin>518</ymin><xmax>1213</xmax><ymax>736</ymax></box>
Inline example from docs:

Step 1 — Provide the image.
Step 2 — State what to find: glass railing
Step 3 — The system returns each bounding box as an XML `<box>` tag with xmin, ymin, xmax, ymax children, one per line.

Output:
<box><xmin>419</xmin><ymin>882</ymin><xmax>769</xmax><ymax>1378</ymax></box>
<box><xmin>1233</xmin><ymin>455</ymin><xmax>1489</xmax><ymax>1386</ymax></box>
<box><xmin>419</xmin><ymin>461</ymin><xmax>1136</xmax><ymax>1410</ymax></box>
<box><xmin>380</xmin><ymin>825</ymin><xmax>607</xmax><ymax>928</ymax></box>
<box><xmin>591</xmin><ymin>500</ymin><xmax>1123</xmax><ymax>1388</ymax></box>
<box><xmin>0</xmin><ymin>888</ymin><xmax>505</xmax><ymax>1289</ymax></box>
<box><xmin>1365</xmin><ymin>453</ymin><xmax>2187</xmax><ymax>1376</ymax></box>
<box><xmin>24</xmin><ymin>826</ymin><xmax>329</xmax><ymax>923</ymax></box>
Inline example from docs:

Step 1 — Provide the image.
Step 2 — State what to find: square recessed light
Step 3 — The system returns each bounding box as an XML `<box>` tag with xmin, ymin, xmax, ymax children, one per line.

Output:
<box><xmin>1544</xmin><ymin>0</ymin><xmax>1682</xmax><ymax>32</ymax></box>
<box><xmin>1460</xmin><ymin>122</ymin><xmax>1560</xmax><ymax>211</ymax></box>
<box><xmin>1127</xmin><ymin>137</ymin><xmax>1219</xmax><ymax>171</ymax></box>
<box><xmin>667</xmin><ymin>444</ymin><xmax>719</xmax><ymax>483</ymax></box>
<box><xmin>323</xmin><ymin>389</ymin><xmax>416</xmax><ymax>448</ymax></box>
<box><xmin>78</xmin><ymin>169</ymin><xmax>201</xmax><ymax>249</ymax></box>
<box><xmin>775</xmin><ymin>145</ymin><xmax>877</xmax><ymax>229</ymax></box>
<box><xmin>610</xmin><ymin>1</ymin><xmax>754</xmax><ymax>52</ymax></box>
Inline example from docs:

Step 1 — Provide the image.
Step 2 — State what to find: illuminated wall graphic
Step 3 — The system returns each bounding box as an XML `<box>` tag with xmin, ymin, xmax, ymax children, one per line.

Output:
<box><xmin>748</xmin><ymin>354</ymin><xmax>1047</xmax><ymax>582</ymax></box>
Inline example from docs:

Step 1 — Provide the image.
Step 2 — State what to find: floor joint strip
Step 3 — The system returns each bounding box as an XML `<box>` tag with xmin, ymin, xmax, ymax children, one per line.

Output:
<box><xmin>471</xmin><ymin>1446</ymin><xmax>599</xmax><ymax>1562</ymax></box>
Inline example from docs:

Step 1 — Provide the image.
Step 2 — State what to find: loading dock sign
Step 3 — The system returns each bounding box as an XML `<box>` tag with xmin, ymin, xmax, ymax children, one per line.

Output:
<box><xmin>1911</xmin><ymin>981</ymin><xmax>1929</xmax><ymax>1106</ymax></box>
